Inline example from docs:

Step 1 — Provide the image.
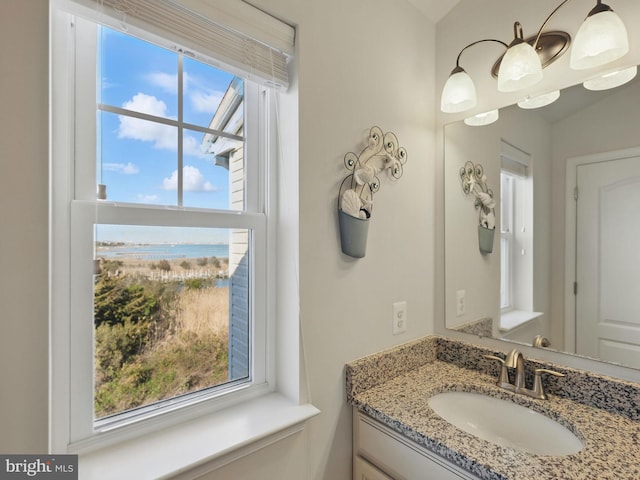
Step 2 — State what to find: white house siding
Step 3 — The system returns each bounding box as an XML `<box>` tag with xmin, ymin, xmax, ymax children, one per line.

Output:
<box><xmin>228</xmin><ymin>143</ymin><xmax>250</xmax><ymax>380</ymax></box>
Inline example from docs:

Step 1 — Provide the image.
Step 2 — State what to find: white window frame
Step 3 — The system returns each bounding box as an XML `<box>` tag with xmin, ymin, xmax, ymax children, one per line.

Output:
<box><xmin>50</xmin><ymin>3</ymin><xmax>277</xmax><ymax>453</ymax></box>
<box><xmin>499</xmin><ymin>140</ymin><xmax>534</xmax><ymax>319</ymax></box>
<box><xmin>500</xmin><ymin>172</ymin><xmax>514</xmax><ymax>311</ymax></box>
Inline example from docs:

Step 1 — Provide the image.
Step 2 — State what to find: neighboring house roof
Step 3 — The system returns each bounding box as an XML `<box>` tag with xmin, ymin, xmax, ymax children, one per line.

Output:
<box><xmin>202</xmin><ymin>76</ymin><xmax>244</xmax><ymax>170</ymax></box>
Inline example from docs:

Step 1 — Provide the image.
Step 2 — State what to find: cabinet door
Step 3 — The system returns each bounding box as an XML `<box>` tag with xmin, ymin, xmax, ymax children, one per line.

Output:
<box><xmin>354</xmin><ymin>456</ymin><xmax>394</xmax><ymax>480</ymax></box>
<box><xmin>354</xmin><ymin>410</ymin><xmax>478</xmax><ymax>479</ymax></box>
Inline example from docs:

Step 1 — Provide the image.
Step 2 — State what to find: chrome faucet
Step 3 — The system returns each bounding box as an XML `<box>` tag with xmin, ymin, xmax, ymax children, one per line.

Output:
<box><xmin>484</xmin><ymin>349</ymin><xmax>565</xmax><ymax>400</ymax></box>
<box><xmin>504</xmin><ymin>349</ymin><xmax>526</xmax><ymax>390</ymax></box>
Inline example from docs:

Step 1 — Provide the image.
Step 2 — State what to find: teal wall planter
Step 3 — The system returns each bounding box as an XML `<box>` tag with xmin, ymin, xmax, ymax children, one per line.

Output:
<box><xmin>338</xmin><ymin>209</ymin><xmax>370</xmax><ymax>258</ymax></box>
<box><xmin>478</xmin><ymin>225</ymin><xmax>495</xmax><ymax>254</ymax></box>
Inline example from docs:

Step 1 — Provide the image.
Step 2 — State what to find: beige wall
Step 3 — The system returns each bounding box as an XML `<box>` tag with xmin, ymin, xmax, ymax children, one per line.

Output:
<box><xmin>0</xmin><ymin>0</ymin><xmax>436</xmax><ymax>478</ymax></box>
<box><xmin>0</xmin><ymin>0</ymin><xmax>50</xmax><ymax>454</ymax></box>
<box><xmin>443</xmin><ymin>106</ymin><xmax>551</xmax><ymax>336</ymax></box>
<box><xmin>246</xmin><ymin>2</ymin><xmax>437</xmax><ymax>478</ymax></box>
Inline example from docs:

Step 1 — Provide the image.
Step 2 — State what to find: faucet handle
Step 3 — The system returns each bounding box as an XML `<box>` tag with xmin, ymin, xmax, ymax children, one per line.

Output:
<box><xmin>533</xmin><ymin>368</ymin><xmax>565</xmax><ymax>399</ymax></box>
<box><xmin>483</xmin><ymin>354</ymin><xmax>505</xmax><ymax>364</ymax></box>
<box><xmin>535</xmin><ymin>368</ymin><xmax>565</xmax><ymax>377</ymax></box>
<box><xmin>483</xmin><ymin>355</ymin><xmax>512</xmax><ymax>389</ymax></box>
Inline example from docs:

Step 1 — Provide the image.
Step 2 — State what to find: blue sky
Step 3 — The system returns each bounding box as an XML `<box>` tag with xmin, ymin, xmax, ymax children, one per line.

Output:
<box><xmin>96</xmin><ymin>27</ymin><xmax>240</xmax><ymax>244</ymax></box>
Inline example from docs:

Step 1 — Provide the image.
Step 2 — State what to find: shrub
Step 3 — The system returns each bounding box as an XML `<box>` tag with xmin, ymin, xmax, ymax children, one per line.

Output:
<box><xmin>94</xmin><ymin>331</ymin><xmax>229</xmax><ymax>417</ymax></box>
<box><xmin>196</xmin><ymin>257</ymin><xmax>208</xmax><ymax>266</ymax></box>
<box><xmin>180</xmin><ymin>260</ymin><xmax>191</xmax><ymax>269</ymax></box>
<box><xmin>92</xmin><ymin>274</ymin><xmax>231</xmax><ymax>418</ymax></box>
<box><xmin>101</xmin><ymin>258</ymin><xmax>123</xmax><ymax>274</ymax></box>
<box><xmin>95</xmin><ymin>320</ymin><xmax>151</xmax><ymax>385</ymax></box>
<box><xmin>184</xmin><ymin>278</ymin><xmax>205</xmax><ymax>290</ymax></box>
<box><xmin>94</xmin><ymin>276</ymin><xmax>159</xmax><ymax>327</ymax></box>
<box><xmin>157</xmin><ymin>259</ymin><xmax>171</xmax><ymax>271</ymax></box>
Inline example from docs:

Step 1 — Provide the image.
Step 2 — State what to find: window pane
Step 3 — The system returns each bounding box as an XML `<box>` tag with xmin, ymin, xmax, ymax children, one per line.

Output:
<box><xmin>98</xmin><ymin>111</ymin><xmax>178</xmax><ymax>205</ymax></box>
<box><xmin>500</xmin><ymin>173</ymin><xmax>512</xmax><ymax>234</ymax></box>
<box><xmin>183</xmin><ymin>57</ymin><xmax>242</xmax><ymax>132</ymax></box>
<box><xmin>98</xmin><ymin>27</ymin><xmax>246</xmax><ymax>211</ymax></box>
<box><xmin>501</xmin><ymin>237</ymin><xmax>510</xmax><ymax>309</ymax></box>
<box><xmin>99</xmin><ymin>27</ymin><xmax>177</xmax><ymax>120</ymax></box>
<box><xmin>93</xmin><ymin>225</ymin><xmax>250</xmax><ymax>420</ymax></box>
<box><xmin>182</xmin><ymin>128</ymin><xmax>242</xmax><ymax>210</ymax></box>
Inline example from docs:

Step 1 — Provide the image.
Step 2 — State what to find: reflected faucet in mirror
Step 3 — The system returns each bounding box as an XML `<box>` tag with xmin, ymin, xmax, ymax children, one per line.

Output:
<box><xmin>532</xmin><ymin>335</ymin><xmax>550</xmax><ymax>348</ymax></box>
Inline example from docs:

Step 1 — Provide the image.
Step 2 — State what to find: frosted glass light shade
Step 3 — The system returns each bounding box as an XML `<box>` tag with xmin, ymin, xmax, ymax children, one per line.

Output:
<box><xmin>570</xmin><ymin>10</ymin><xmax>629</xmax><ymax>70</ymax></box>
<box><xmin>464</xmin><ymin>110</ymin><xmax>499</xmax><ymax>126</ymax></box>
<box><xmin>498</xmin><ymin>42</ymin><xmax>543</xmax><ymax>93</ymax></box>
<box><xmin>441</xmin><ymin>69</ymin><xmax>477</xmax><ymax>113</ymax></box>
<box><xmin>583</xmin><ymin>65</ymin><xmax>637</xmax><ymax>91</ymax></box>
<box><xmin>517</xmin><ymin>90</ymin><xmax>560</xmax><ymax>109</ymax></box>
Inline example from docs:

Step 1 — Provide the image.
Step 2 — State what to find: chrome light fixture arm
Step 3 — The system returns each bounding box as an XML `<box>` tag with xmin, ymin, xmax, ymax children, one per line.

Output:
<box><xmin>452</xmin><ymin>39</ymin><xmax>509</xmax><ymax>71</ymax></box>
<box><xmin>532</xmin><ymin>0</ymin><xmax>572</xmax><ymax>49</ymax></box>
<box><xmin>441</xmin><ymin>0</ymin><xmax>630</xmax><ymax>114</ymax></box>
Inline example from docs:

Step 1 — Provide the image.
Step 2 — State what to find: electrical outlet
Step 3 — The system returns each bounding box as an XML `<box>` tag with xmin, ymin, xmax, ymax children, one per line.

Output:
<box><xmin>392</xmin><ymin>301</ymin><xmax>407</xmax><ymax>335</ymax></box>
<box><xmin>456</xmin><ymin>289</ymin><xmax>466</xmax><ymax>317</ymax></box>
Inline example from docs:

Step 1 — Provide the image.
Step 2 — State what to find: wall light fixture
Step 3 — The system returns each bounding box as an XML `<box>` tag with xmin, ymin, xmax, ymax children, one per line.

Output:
<box><xmin>441</xmin><ymin>0</ymin><xmax>630</xmax><ymax>114</ymax></box>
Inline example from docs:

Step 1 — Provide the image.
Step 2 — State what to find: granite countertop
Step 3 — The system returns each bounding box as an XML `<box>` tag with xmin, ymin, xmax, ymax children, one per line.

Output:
<box><xmin>346</xmin><ymin>336</ymin><xmax>640</xmax><ymax>480</ymax></box>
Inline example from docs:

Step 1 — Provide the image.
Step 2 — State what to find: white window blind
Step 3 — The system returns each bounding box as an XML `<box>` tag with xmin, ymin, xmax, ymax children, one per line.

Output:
<box><xmin>70</xmin><ymin>0</ymin><xmax>294</xmax><ymax>89</ymax></box>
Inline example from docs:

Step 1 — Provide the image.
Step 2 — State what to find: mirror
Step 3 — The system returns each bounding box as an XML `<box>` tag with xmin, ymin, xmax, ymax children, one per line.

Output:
<box><xmin>444</xmin><ymin>71</ymin><xmax>640</xmax><ymax>370</ymax></box>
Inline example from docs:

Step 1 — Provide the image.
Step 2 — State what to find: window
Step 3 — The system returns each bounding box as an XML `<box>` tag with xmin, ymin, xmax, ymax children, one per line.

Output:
<box><xmin>50</xmin><ymin>0</ymin><xmax>293</xmax><ymax>452</ymax></box>
<box><xmin>499</xmin><ymin>140</ymin><xmax>534</xmax><ymax>320</ymax></box>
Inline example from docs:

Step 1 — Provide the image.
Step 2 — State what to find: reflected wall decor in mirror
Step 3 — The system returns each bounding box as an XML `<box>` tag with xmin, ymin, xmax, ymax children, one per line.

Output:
<box><xmin>444</xmin><ymin>72</ymin><xmax>640</xmax><ymax>369</ymax></box>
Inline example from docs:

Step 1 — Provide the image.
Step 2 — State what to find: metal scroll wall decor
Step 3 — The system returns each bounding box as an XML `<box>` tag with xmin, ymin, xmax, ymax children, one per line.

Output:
<box><xmin>460</xmin><ymin>161</ymin><xmax>496</xmax><ymax>254</ymax></box>
<box><xmin>337</xmin><ymin>126</ymin><xmax>408</xmax><ymax>258</ymax></box>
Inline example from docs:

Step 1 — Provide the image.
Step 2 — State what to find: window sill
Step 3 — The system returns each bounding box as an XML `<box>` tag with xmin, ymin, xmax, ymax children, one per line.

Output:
<box><xmin>499</xmin><ymin>310</ymin><xmax>543</xmax><ymax>333</ymax></box>
<box><xmin>78</xmin><ymin>393</ymin><xmax>320</xmax><ymax>480</ymax></box>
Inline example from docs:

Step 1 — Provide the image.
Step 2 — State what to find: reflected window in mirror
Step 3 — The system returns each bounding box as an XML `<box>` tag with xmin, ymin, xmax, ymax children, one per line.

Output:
<box><xmin>499</xmin><ymin>141</ymin><xmax>540</xmax><ymax>333</ymax></box>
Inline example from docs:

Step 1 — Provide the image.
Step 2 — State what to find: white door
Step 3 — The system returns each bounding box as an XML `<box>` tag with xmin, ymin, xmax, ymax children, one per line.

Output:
<box><xmin>575</xmin><ymin>154</ymin><xmax>640</xmax><ymax>368</ymax></box>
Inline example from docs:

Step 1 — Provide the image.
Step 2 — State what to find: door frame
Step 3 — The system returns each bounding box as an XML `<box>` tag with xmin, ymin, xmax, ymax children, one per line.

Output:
<box><xmin>564</xmin><ymin>146</ymin><xmax>640</xmax><ymax>354</ymax></box>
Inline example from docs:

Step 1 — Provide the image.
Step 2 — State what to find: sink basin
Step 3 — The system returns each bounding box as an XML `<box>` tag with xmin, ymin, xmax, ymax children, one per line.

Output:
<box><xmin>428</xmin><ymin>391</ymin><xmax>583</xmax><ymax>456</ymax></box>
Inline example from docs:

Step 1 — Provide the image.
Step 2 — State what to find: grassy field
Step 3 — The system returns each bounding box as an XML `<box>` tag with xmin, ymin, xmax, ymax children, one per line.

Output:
<box><xmin>94</xmin><ymin>256</ymin><xmax>231</xmax><ymax>419</ymax></box>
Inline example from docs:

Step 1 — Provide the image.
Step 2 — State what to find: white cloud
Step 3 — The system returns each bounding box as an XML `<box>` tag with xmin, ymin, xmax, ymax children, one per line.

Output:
<box><xmin>137</xmin><ymin>194</ymin><xmax>159</xmax><ymax>203</ymax></box>
<box><xmin>146</xmin><ymin>72</ymin><xmax>177</xmax><ymax>93</ymax></box>
<box><xmin>103</xmin><ymin>162</ymin><xmax>140</xmax><ymax>175</ymax></box>
<box><xmin>162</xmin><ymin>166</ymin><xmax>216</xmax><ymax>192</ymax></box>
<box><xmin>190</xmin><ymin>90</ymin><xmax>224</xmax><ymax>113</ymax></box>
<box><xmin>123</xmin><ymin>92</ymin><xmax>169</xmax><ymax>117</ymax></box>
<box><xmin>101</xmin><ymin>77</ymin><xmax>118</xmax><ymax>90</ymax></box>
<box><xmin>144</xmin><ymin>70</ymin><xmax>226</xmax><ymax>115</ymax></box>
<box><xmin>183</xmin><ymin>134</ymin><xmax>207</xmax><ymax>158</ymax></box>
<box><xmin>118</xmin><ymin>93</ymin><xmax>176</xmax><ymax>150</ymax></box>
<box><xmin>117</xmin><ymin>90</ymin><xmax>224</xmax><ymax>158</ymax></box>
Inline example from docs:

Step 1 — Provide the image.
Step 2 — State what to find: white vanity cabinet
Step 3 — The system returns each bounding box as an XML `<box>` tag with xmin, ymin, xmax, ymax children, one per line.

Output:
<box><xmin>354</xmin><ymin>456</ymin><xmax>394</xmax><ymax>480</ymax></box>
<box><xmin>353</xmin><ymin>409</ymin><xmax>479</xmax><ymax>480</ymax></box>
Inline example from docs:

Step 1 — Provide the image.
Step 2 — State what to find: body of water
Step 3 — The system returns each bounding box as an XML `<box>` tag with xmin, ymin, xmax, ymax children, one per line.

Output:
<box><xmin>97</xmin><ymin>243</ymin><xmax>229</xmax><ymax>260</ymax></box>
